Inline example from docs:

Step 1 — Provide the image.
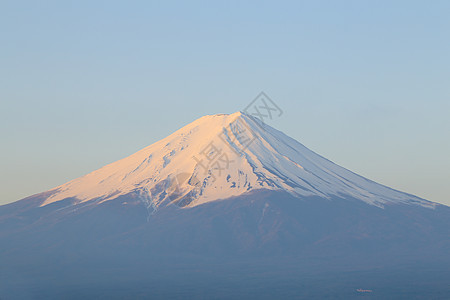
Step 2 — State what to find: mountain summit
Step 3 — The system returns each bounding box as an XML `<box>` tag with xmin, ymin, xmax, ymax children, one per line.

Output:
<box><xmin>41</xmin><ymin>111</ymin><xmax>432</xmax><ymax>210</ymax></box>
<box><xmin>1</xmin><ymin>112</ymin><xmax>449</xmax><ymax>299</ymax></box>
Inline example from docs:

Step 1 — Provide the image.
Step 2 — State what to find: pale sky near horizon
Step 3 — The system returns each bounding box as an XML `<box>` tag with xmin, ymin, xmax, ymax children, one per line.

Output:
<box><xmin>1</xmin><ymin>1</ymin><xmax>449</xmax><ymax>206</ymax></box>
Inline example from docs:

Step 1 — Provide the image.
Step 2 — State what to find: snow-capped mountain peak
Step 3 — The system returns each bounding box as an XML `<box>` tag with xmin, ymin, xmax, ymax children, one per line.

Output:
<box><xmin>41</xmin><ymin>112</ymin><xmax>434</xmax><ymax>209</ymax></box>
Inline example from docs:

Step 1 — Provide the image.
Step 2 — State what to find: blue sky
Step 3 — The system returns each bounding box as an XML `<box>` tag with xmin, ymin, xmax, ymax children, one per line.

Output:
<box><xmin>1</xmin><ymin>0</ymin><xmax>449</xmax><ymax>205</ymax></box>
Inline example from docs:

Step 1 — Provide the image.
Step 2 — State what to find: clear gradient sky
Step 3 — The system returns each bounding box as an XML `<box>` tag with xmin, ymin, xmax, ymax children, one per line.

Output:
<box><xmin>1</xmin><ymin>1</ymin><xmax>449</xmax><ymax>206</ymax></box>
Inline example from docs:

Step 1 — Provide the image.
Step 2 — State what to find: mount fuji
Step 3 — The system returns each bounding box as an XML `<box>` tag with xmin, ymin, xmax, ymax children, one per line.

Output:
<box><xmin>33</xmin><ymin>111</ymin><xmax>435</xmax><ymax>209</ymax></box>
<box><xmin>1</xmin><ymin>112</ymin><xmax>449</xmax><ymax>299</ymax></box>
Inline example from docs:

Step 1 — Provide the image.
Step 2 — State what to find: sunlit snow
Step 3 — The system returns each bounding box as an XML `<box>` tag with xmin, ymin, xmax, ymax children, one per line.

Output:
<box><xmin>41</xmin><ymin>112</ymin><xmax>435</xmax><ymax>209</ymax></box>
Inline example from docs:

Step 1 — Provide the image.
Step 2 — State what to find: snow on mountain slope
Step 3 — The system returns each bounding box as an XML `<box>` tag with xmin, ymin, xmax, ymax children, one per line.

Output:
<box><xmin>41</xmin><ymin>112</ymin><xmax>434</xmax><ymax>209</ymax></box>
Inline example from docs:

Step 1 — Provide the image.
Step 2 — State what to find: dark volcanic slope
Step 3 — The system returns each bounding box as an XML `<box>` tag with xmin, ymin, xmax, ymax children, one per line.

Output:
<box><xmin>1</xmin><ymin>190</ymin><xmax>449</xmax><ymax>299</ymax></box>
